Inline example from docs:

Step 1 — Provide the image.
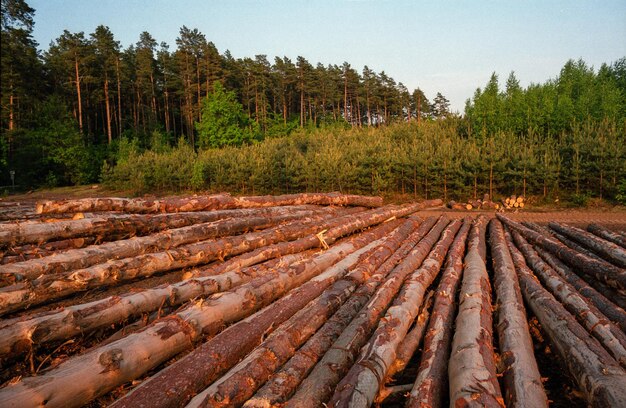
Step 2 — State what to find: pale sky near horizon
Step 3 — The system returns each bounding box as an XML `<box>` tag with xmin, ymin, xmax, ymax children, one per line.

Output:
<box><xmin>29</xmin><ymin>0</ymin><xmax>626</xmax><ymax>112</ymax></box>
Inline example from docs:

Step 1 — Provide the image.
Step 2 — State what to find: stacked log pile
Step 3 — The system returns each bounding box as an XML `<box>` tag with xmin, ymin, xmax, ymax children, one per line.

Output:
<box><xmin>0</xmin><ymin>193</ymin><xmax>625</xmax><ymax>407</ymax></box>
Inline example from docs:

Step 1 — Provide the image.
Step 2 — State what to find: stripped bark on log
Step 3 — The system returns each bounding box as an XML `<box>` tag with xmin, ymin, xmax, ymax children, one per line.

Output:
<box><xmin>1</xmin><ymin>237</ymin><xmax>99</xmax><ymax>264</ymax></box>
<box><xmin>523</xmin><ymin>223</ymin><xmax>626</xmax><ymax>310</ymax></box>
<box><xmin>405</xmin><ymin>217</ymin><xmax>471</xmax><ymax>408</ymax></box>
<box><xmin>529</xmin><ymin>242</ymin><xmax>626</xmax><ymax>331</ymax></box>
<box><xmin>448</xmin><ymin>215</ymin><xmax>504</xmax><ymax>408</ymax></box>
<box><xmin>589</xmin><ymin>223</ymin><xmax>626</xmax><ymax>249</ymax></box>
<box><xmin>35</xmin><ymin>192</ymin><xmax>388</xmax><ymax>214</ymax></box>
<box><xmin>504</xmin><ymin>229</ymin><xmax>626</xmax><ymax>407</ymax></box>
<box><xmin>244</xmin><ymin>218</ymin><xmax>439</xmax><ymax>408</ymax></box>
<box><xmin>284</xmin><ymin>217</ymin><xmax>447</xmax><ymax>408</ymax></box>
<box><xmin>0</xmin><ymin>220</ymin><xmax>401</xmax><ymax>408</ymax></box>
<box><xmin>512</xmin><ymin>230</ymin><xmax>626</xmax><ymax>368</ymax></box>
<box><xmin>327</xmin><ymin>219</ymin><xmax>462</xmax><ymax>408</ymax></box>
<box><xmin>386</xmin><ymin>290</ymin><xmax>434</xmax><ymax>379</ymax></box>
<box><xmin>498</xmin><ymin>214</ymin><xmax>626</xmax><ymax>291</ymax></box>
<box><xmin>0</xmin><ymin>251</ymin><xmax>312</xmax><ymax>359</ymax></box>
<box><xmin>186</xmin><ymin>219</ymin><xmax>418</xmax><ymax>408</ymax></box>
<box><xmin>0</xmin><ymin>210</ymin><xmax>321</xmax><ymax>286</ymax></box>
<box><xmin>549</xmin><ymin>222</ymin><xmax>626</xmax><ymax>268</ymax></box>
<box><xmin>488</xmin><ymin>219</ymin><xmax>547</xmax><ymax>408</ymax></box>
<box><xmin>0</xmin><ymin>205</ymin><xmax>339</xmax><ymax>247</ymax></box>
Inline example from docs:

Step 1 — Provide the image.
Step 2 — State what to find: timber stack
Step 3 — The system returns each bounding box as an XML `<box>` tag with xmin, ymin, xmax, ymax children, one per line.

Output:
<box><xmin>0</xmin><ymin>192</ymin><xmax>625</xmax><ymax>407</ymax></box>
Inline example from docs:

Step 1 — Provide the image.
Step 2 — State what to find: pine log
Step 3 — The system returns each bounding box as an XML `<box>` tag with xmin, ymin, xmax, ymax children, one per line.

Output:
<box><xmin>512</xmin><ymin>230</ymin><xmax>626</xmax><ymax>368</ymax></box>
<box><xmin>589</xmin><ymin>223</ymin><xmax>626</xmax><ymax>248</ymax></box>
<box><xmin>244</xmin><ymin>217</ymin><xmax>439</xmax><ymax>407</ymax></box>
<box><xmin>498</xmin><ymin>214</ymin><xmax>626</xmax><ymax>291</ymax></box>
<box><xmin>488</xmin><ymin>220</ymin><xmax>547</xmax><ymax>408</ymax></box>
<box><xmin>504</xmin><ymin>229</ymin><xmax>626</xmax><ymax>407</ymax></box>
<box><xmin>448</xmin><ymin>216</ymin><xmax>504</xmax><ymax>408</ymax></box>
<box><xmin>384</xmin><ymin>290</ymin><xmax>434</xmax><ymax>379</ymax></box>
<box><xmin>284</xmin><ymin>216</ymin><xmax>447</xmax><ymax>408</ymax></box>
<box><xmin>405</xmin><ymin>217</ymin><xmax>471</xmax><ymax>408</ymax></box>
<box><xmin>186</xmin><ymin>219</ymin><xmax>419</xmax><ymax>408</ymax></box>
<box><xmin>549</xmin><ymin>222</ymin><xmax>626</xmax><ymax>268</ymax></box>
<box><xmin>0</xmin><ymin>220</ymin><xmax>401</xmax><ymax>408</ymax></box>
<box><xmin>327</xmin><ymin>219</ymin><xmax>462</xmax><ymax>408</ymax></box>
<box><xmin>530</xmin><ymin>243</ymin><xmax>626</xmax><ymax>331</ymax></box>
<box><xmin>1</xmin><ymin>237</ymin><xmax>99</xmax><ymax>264</ymax></box>
<box><xmin>522</xmin><ymin>222</ymin><xmax>626</xmax><ymax>308</ymax></box>
<box><xmin>35</xmin><ymin>192</ymin><xmax>388</xmax><ymax>214</ymax></box>
<box><xmin>0</xmin><ymin>213</ymin><xmax>331</xmax><ymax>313</ymax></box>
<box><xmin>0</xmin><ymin>205</ymin><xmax>339</xmax><ymax>247</ymax></box>
<box><xmin>0</xmin><ymin>251</ymin><xmax>312</xmax><ymax>359</ymax></box>
<box><xmin>108</xmin><ymin>220</ymin><xmax>404</xmax><ymax>408</ymax></box>
<box><xmin>0</xmin><ymin>210</ymin><xmax>320</xmax><ymax>286</ymax></box>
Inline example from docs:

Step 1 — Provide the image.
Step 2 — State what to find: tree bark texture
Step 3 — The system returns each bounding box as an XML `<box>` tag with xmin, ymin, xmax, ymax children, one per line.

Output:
<box><xmin>245</xmin><ymin>217</ymin><xmax>439</xmax><ymax>407</ymax></box>
<box><xmin>405</xmin><ymin>217</ymin><xmax>471</xmax><ymax>408</ymax></box>
<box><xmin>35</xmin><ymin>192</ymin><xmax>391</xmax><ymax>214</ymax></box>
<box><xmin>186</xmin><ymin>219</ymin><xmax>419</xmax><ymax>407</ymax></box>
<box><xmin>588</xmin><ymin>223</ymin><xmax>626</xmax><ymax>249</ymax></box>
<box><xmin>284</xmin><ymin>217</ymin><xmax>447</xmax><ymax>408</ymax></box>
<box><xmin>529</xmin><ymin>242</ymin><xmax>626</xmax><ymax>331</ymax></box>
<box><xmin>328</xmin><ymin>219</ymin><xmax>462</xmax><ymax>408</ymax></box>
<box><xmin>0</xmin><ymin>205</ymin><xmax>339</xmax><ymax>247</ymax></box>
<box><xmin>0</xmin><ymin>251</ymin><xmax>313</xmax><ymax>359</ymax></box>
<box><xmin>497</xmin><ymin>214</ymin><xmax>626</xmax><ymax>292</ymax></box>
<box><xmin>512</xmin><ymin>230</ymin><xmax>626</xmax><ymax>368</ymax></box>
<box><xmin>448</xmin><ymin>216</ymin><xmax>505</xmax><ymax>408</ymax></box>
<box><xmin>107</xmin><ymin>220</ymin><xmax>402</xmax><ymax>408</ymax></box>
<box><xmin>504</xmin><ymin>229</ymin><xmax>626</xmax><ymax>407</ymax></box>
<box><xmin>488</xmin><ymin>220</ymin><xmax>548</xmax><ymax>408</ymax></box>
<box><xmin>549</xmin><ymin>222</ymin><xmax>626</xmax><ymax>268</ymax></box>
<box><xmin>0</xmin><ymin>210</ymin><xmax>323</xmax><ymax>287</ymax></box>
<box><xmin>0</xmin><ymin>220</ymin><xmax>402</xmax><ymax>408</ymax></box>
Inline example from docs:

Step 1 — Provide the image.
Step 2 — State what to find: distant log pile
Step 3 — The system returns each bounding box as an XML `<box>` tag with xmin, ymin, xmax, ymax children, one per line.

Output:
<box><xmin>0</xmin><ymin>193</ymin><xmax>625</xmax><ymax>408</ymax></box>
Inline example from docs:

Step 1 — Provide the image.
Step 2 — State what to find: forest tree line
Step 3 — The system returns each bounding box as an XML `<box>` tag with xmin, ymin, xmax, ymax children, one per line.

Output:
<box><xmin>1</xmin><ymin>0</ymin><xmax>625</xmax><ymax>203</ymax></box>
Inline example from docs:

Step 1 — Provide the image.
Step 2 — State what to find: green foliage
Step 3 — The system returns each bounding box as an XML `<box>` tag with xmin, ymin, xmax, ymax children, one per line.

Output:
<box><xmin>195</xmin><ymin>82</ymin><xmax>259</xmax><ymax>148</ymax></box>
<box><xmin>104</xmin><ymin>120</ymin><xmax>626</xmax><ymax>202</ymax></box>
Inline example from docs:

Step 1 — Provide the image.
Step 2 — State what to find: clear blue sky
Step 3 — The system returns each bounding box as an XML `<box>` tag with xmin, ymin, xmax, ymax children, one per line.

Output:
<box><xmin>29</xmin><ymin>0</ymin><xmax>626</xmax><ymax>112</ymax></box>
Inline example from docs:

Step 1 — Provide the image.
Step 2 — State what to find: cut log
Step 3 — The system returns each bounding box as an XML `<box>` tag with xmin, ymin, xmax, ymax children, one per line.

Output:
<box><xmin>35</xmin><ymin>192</ymin><xmax>387</xmax><ymax>214</ymax></box>
<box><xmin>327</xmin><ymin>219</ymin><xmax>462</xmax><ymax>408</ymax></box>
<box><xmin>0</xmin><ymin>205</ymin><xmax>340</xmax><ymax>247</ymax></box>
<box><xmin>405</xmin><ymin>217</ymin><xmax>471</xmax><ymax>408</ymax></box>
<box><xmin>498</xmin><ymin>214</ymin><xmax>626</xmax><ymax>291</ymax></box>
<box><xmin>522</xmin><ymin>222</ymin><xmax>626</xmax><ymax>308</ymax></box>
<box><xmin>448</xmin><ymin>215</ymin><xmax>504</xmax><ymax>408</ymax></box>
<box><xmin>529</xmin><ymin>243</ymin><xmax>626</xmax><ymax>331</ymax></box>
<box><xmin>0</xmin><ymin>251</ymin><xmax>313</xmax><ymax>359</ymax></box>
<box><xmin>589</xmin><ymin>223</ymin><xmax>626</xmax><ymax>249</ymax></box>
<box><xmin>185</xmin><ymin>219</ymin><xmax>418</xmax><ymax>408</ymax></box>
<box><xmin>385</xmin><ymin>290</ymin><xmax>434</xmax><ymax>379</ymax></box>
<box><xmin>488</xmin><ymin>220</ymin><xmax>548</xmax><ymax>408</ymax></box>
<box><xmin>511</xmin><ymin>230</ymin><xmax>626</xmax><ymax>368</ymax></box>
<box><xmin>0</xmin><ymin>220</ymin><xmax>402</xmax><ymax>408</ymax></box>
<box><xmin>284</xmin><ymin>217</ymin><xmax>448</xmax><ymax>408</ymax></box>
<box><xmin>549</xmin><ymin>222</ymin><xmax>626</xmax><ymax>268</ymax></box>
<box><xmin>504</xmin><ymin>229</ymin><xmax>626</xmax><ymax>407</ymax></box>
<box><xmin>0</xmin><ymin>210</ymin><xmax>321</xmax><ymax>286</ymax></box>
<box><xmin>1</xmin><ymin>237</ymin><xmax>99</xmax><ymax>264</ymax></box>
<box><xmin>244</xmin><ymin>218</ymin><xmax>440</xmax><ymax>407</ymax></box>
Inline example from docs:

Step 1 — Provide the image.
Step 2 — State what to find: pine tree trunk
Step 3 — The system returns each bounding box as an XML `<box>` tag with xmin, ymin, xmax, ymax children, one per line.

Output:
<box><xmin>187</xmin><ymin>220</ymin><xmax>417</xmax><ymax>407</ymax></box>
<box><xmin>74</xmin><ymin>56</ymin><xmax>83</xmax><ymax>133</ymax></box>
<box><xmin>549</xmin><ymin>222</ymin><xmax>626</xmax><ymax>268</ymax></box>
<box><xmin>488</xmin><ymin>220</ymin><xmax>548</xmax><ymax>407</ymax></box>
<box><xmin>36</xmin><ymin>192</ymin><xmax>390</xmax><ymax>214</ymax></box>
<box><xmin>504</xmin><ymin>230</ymin><xmax>626</xmax><ymax>407</ymax></box>
<box><xmin>498</xmin><ymin>215</ymin><xmax>626</xmax><ymax>292</ymax></box>
<box><xmin>328</xmin><ymin>219</ymin><xmax>462</xmax><ymax>408</ymax></box>
<box><xmin>285</xmin><ymin>217</ymin><xmax>445</xmax><ymax>408</ymax></box>
<box><xmin>448</xmin><ymin>216</ymin><xmax>504</xmax><ymax>408</ymax></box>
<box><xmin>512</xmin><ymin>230</ymin><xmax>626</xmax><ymax>368</ymax></box>
<box><xmin>406</xmin><ymin>217</ymin><xmax>471</xmax><ymax>408</ymax></box>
